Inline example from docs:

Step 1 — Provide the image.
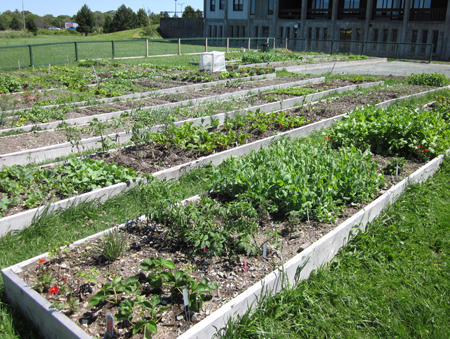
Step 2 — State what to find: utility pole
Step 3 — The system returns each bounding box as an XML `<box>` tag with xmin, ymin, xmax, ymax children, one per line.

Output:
<box><xmin>179</xmin><ymin>3</ymin><xmax>185</xmax><ymax>16</ymax></box>
<box><xmin>22</xmin><ymin>0</ymin><xmax>25</xmax><ymax>29</ymax></box>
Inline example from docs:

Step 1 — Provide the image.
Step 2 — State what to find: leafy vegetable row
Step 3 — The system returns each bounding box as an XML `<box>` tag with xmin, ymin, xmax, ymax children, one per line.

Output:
<box><xmin>330</xmin><ymin>96</ymin><xmax>450</xmax><ymax>160</ymax></box>
<box><xmin>0</xmin><ymin>158</ymin><xmax>137</xmax><ymax>216</ymax></box>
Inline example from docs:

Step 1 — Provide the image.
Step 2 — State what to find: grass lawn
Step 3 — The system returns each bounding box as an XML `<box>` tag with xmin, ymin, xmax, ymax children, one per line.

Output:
<box><xmin>0</xmin><ymin>29</ymin><xmax>242</xmax><ymax>70</ymax></box>
<box><xmin>222</xmin><ymin>160</ymin><xmax>450</xmax><ymax>339</ymax></box>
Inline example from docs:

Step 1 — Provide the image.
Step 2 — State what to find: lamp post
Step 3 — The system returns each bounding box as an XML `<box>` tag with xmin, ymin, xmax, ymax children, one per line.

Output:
<box><xmin>179</xmin><ymin>3</ymin><xmax>185</xmax><ymax>16</ymax></box>
<box><xmin>174</xmin><ymin>0</ymin><xmax>177</xmax><ymax>17</ymax></box>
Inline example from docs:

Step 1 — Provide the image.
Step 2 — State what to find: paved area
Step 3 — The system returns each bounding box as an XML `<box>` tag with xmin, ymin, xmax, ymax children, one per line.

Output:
<box><xmin>301</xmin><ymin>60</ymin><xmax>450</xmax><ymax>77</ymax></box>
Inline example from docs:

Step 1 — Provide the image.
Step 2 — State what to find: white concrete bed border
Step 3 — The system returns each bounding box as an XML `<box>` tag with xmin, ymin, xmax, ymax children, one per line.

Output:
<box><xmin>4</xmin><ymin>78</ymin><xmax>393</xmax><ymax>168</ymax></box>
<box><xmin>0</xmin><ymin>81</ymin><xmax>388</xmax><ymax>237</ymax></box>
<box><xmin>2</xmin><ymin>145</ymin><xmax>448</xmax><ymax>339</ymax></box>
<box><xmin>2</xmin><ymin>73</ymin><xmax>277</xmax><ymax>116</ymax></box>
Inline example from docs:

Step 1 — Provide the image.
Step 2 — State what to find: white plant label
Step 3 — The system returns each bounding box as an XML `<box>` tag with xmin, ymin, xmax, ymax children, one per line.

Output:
<box><xmin>263</xmin><ymin>242</ymin><xmax>267</xmax><ymax>258</ymax></box>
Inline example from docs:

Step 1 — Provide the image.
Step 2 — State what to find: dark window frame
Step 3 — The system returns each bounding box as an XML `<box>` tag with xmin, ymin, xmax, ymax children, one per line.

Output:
<box><xmin>211</xmin><ymin>0</ymin><xmax>216</xmax><ymax>11</ymax></box>
<box><xmin>233</xmin><ymin>0</ymin><xmax>244</xmax><ymax>11</ymax></box>
<box><xmin>220</xmin><ymin>0</ymin><xmax>225</xmax><ymax>10</ymax></box>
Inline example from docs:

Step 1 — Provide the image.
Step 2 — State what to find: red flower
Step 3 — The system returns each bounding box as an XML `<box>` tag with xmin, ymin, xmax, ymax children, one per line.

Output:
<box><xmin>39</xmin><ymin>259</ymin><xmax>46</xmax><ymax>264</ymax></box>
<box><xmin>34</xmin><ymin>97</ymin><xmax>38</xmax><ymax>101</ymax></box>
<box><xmin>25</xmin><ymin>91</ymin><xmax>28</xmax><ymax>94</ymax></box>
<box><xmin>49</xmin><ymin>286</ymin><xmax>59</xmax><ymax>295</ymax></box>
<box><xmin>61</xmin><ymin>276</ymin><xmax>67</xmax><ymax>281</ymax></box>
<box><xmin>425</xmin><ymin>149</ymin><xmax>429</xmax><ymax>152</ymax></box>
<box><xmin>418</xmin><ymin>145</ymin><xmax>421</xmax><ymax>148</ymax></box>
<box><xmin>1</xmin><ymin>94</ymin><xmax>4</xmax><ymax>97</ymax></box>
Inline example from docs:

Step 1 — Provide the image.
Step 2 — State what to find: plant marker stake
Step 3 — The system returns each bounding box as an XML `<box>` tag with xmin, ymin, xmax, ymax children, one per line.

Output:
<box><xmin>263</xmin><ymin>242</ymin><xmax>267</xmax><ymax>258</ymax></box>
<box><xmin>244</xmin><ymin>260</ymin><xmax>247</xmax><ymax>273</ymax></box>
<box><xmin>153</xmin><ymin>223</ymin><xmax>156</xmax><ymax>231</ymax></box>
<box><xmin>106</xmin><ymin>312</ymin><xmax>114</xmax><ymax>337</ymax></box>
<box><xmin>182</xmin><ymin>288</ymin><xmax>190</xmax><ymax>322</ymax></box>
<box><xmin>203</xmin><ymin>245</ymin><xmax>207</xmax><ymax>252</ymax></box>
<box><xmin>92</xmin><ymin>66</ymin><xmax>99</xmax><ymax>85</ymax></box>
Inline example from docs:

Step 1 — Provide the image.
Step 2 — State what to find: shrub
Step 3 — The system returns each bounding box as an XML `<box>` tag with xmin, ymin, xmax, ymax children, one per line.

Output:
<box><xmin>0</xmin><ymin>74</ymin><xmax>22</xmax><ymax>93</ymax></box>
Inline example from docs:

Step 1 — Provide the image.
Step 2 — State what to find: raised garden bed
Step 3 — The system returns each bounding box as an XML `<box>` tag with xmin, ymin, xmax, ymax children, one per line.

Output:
<box><xmin>2</xmin><ymin>135</ymin><xmax>448</xmax><ymax>339</ymax></box>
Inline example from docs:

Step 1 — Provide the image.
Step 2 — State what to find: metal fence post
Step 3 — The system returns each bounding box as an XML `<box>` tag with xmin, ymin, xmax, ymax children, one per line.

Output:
<box><xmin>248</xmin><ymin>38</ymin><xmax>251</xmax><ymax>50</ymax></box>
<box><xmin>112</xmin><ymin>41</ymin><xmax>115</xmax><ymax>59</ymax></box>
<box><xmin>395</xmin><ymin>43</ymin><xmax>400</xmax><ymax>59</ymax></box>
<box><xmin>226</xmin><ymin>38</ymin><xmax>229</xmax><ymax>53</ymax></box>
<box><xmin>285</xmin><ymin>38</ymin><xmax>288</xmax><ymax>49</ymax></box>
<box><xmin>178</xmin><ymin>39</ymin><xmax>181</xmax><ymax>55</ymax></box>
<box><xmin>205</xmin><ymin>38</ymin><xmax>208</xmax><ymax>52</ymax></box>
<box><xmin>146</xmin><ymin>39</ymin><xmax>149</xmax><ymax>57</ymax></box>
<box><xmin>74</xmin><ymin>42</ymin><xmax>79</xmax><ymax>61</ymax></box>
<box><xmin>29</xmin><ymin>45</ymin><xmax>34</xmax><ymax>68</ymax></box>
<box><xmin>273</xmin><ymin>37</ymin><xmax>276</xmax><ymax>49</ymax></box>
<box><xmin>330</xmin><ymin>40</ymin><xmax>334</xmax><ymax>54</ymax></box>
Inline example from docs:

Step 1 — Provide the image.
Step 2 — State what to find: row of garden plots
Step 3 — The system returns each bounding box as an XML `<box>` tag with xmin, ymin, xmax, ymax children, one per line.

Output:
<box><xmin>0</xmin><ymin>75</ymin><xmax>438</xmax><ymax>221</ymax></box>
<box><xmin>0</xmin><ymin>51</ymin><xmax>363</xmax><ymax>110</ymax></box>
<box><xmin>1</xmin><ymin>66</ymin><xmax>449</xmax><ymax>339</ymax></box>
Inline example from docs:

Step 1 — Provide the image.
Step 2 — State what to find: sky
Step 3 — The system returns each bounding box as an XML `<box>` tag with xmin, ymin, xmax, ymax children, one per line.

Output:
<box><xmin>3</xmin><ymin>0</ymin><xmax>204</xmax><ymax>17</ymax></box>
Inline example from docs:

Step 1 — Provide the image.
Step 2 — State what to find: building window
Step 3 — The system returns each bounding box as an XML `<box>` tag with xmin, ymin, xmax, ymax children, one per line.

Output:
<box><xmin>392</xmin><ymin>29</ymin><xmax>398</xmax><ymax>42</ymax></box>
<box><xmin>220</xmin><ymin>0</ymin><xmax>225</xmax><ymax>10</ymax></box>
<box><xmin>236</xmin><ymin>26</ymin><xmax>240</xmax><ymax>37</ymax></box>
<box><xmin>316</xmin><ymin>27</ymin><xmax>320</xmax><ymax>39</ymax></box>
<box><xmin>231</xmin><ymin>26</ymin><xmax>234</xmax><ymax>37</ymax></box>
<box><xmin>323</xmin><ymin>27</ymin><xmax>328</xmax><ymax>39</ymax></box>
<box><xmin>411</xmin><ymin>29</ymin><xmax>418</xmax><ymax>51</ymax></box>
<box><xmin>219</xmin><ymin>26</ymin><xmax>223</xmax><ymax>37</ymax></box>
<box><xmin>280</xmin><ymin>27</ymin><xmax>284</xmax><ymax>38</ymax></box>
<box><xmin>421</xmin><ymin>30</ymin><xmax>428</xmax><ymax>52</ymax></box>
<box><xmin>432</xmin><ymin>30</ymin><xmax>438</xmax><ymax>53</ymax></box>
<box><xmin>383</xmin><ymin>29</ymin><xmax>388</xmax><ymax>42</ymax></box>
<box><xmin>251</xmin><ymin>0</ymin><xmax>256</xmax><ymax>14</ymax></box>
<box><xmin>255</xmin><ymin>26</ymin><xmax>259</xmax><ymax>37</ymax></box>
<box><xmin>211</xmin><ymin>0</ymin><xmax>216</xmax><ymax>11</ymax></box>
<box><xmin>214</xmin><ymin>25</ymin><xmax>218</xmax><ymax>38</ymax></box>
<box><xmin>410</xmin><ymin>0</ymin><xmax>432</xmax><ymax>8</ymax></box>
<box><xmin>242</xmin><ymin>26</ymin><xmax>245</xmax><ymax>37</ymax></box>
<box><xmin>373</xmin><ymin>29</ymin><xmax>379</xmax><ymax>50</ymax></box>
<box><xmin>209</xmin><ymin>26</ymin><xmax>212</xmax><ymax>37</ymax></box>
<box><xmin>234</xmin><ymin>0</ymin><xmax>244</xmax><ymax>11</ymax></box>
<box><xmin>356</xmin><ymin>28</ymin><xmax>361</xmax><ymax>40</ymax></box>
<box><xmin>344</xmin><ymin>0</ymin><xmax>361</xmax><ymax>8</ymax></box>
<box><xmin>268</xmin><ymin>0</ymin><xmax>274</xmax><ymax>15</ymax></box>
<box><xmin>262</xmin><ymin>26</ymin><xmax>270</xmax><ymax>37</ymax></box>
<box><xmin>308</xmin><ymin>27</ymin><xmax>312</xmax><ymax>39</ymax></box>
<box><xmin>286</xmin><ymin>27</ymin><xmax>290</xmax><ymax>38</ymax></box>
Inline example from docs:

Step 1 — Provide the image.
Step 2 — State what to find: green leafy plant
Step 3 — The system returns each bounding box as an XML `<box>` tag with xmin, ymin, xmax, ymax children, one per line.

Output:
<box><xmin>407</xmin><ymin>73</ymin><xmax>449</xmax><ymax>87</ymax></box>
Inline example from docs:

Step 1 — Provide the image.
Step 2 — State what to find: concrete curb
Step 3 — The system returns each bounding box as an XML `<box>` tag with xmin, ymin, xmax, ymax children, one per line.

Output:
<box><xmin>2</xmin><ymin>148</ymin><xmax>448</xmax><ymax>339</ymax></box>
<box><xmin>4</xmin><ymin>82</ymin><xmax>443</xmax><ymax>238</ymax></box>
<box><xmin>2</xmin><ymin>78</ymin><xmax>388</xmax><ymax>168</ymax></box>
<box><xmin>2</xmin><ymin>73</ymin><xmax>277</xmax><ymax>117</ymax></box>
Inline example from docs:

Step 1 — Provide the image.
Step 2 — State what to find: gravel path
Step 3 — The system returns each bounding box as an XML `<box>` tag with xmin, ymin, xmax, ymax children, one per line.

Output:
<box><xmin>302</xmin><ymin>60</ymin><xmax>450</xmax><ymax>77</ymax></box>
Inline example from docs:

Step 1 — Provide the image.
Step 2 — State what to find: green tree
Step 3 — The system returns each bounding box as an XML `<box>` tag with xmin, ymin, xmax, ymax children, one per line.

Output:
<box><xmin>195</xmin><ymin>9</ymin><xmax>203</xmax><ymax>18</ymax></box>
<box><xmin>137</xmin><ymin>8</ymin><xmax>148</xmax><ymax>27</ymax></box>
<box><xmin>10</xmin><ymin>16</ymin><xmax>22</xmax><ymax>30</ymax></box>
<box><xmin>0</xmin><ymin>18</ymin><xmax>4</xmax><ymax>31</ymax></box>
<box><xmin>111</xmin><ymin>4</ymin><xmax>137</xmax><ymax>32</ymax></box>
<box><xmin>182</xmin><ymin>6</ymin><xmax>196</xmax><ymax>18</ymax></box>
<box><xmin>75</xmin><ymin>4</ymin><xmax>95</xmax><ymax>36</ymax></box>
<box><xmin>25</xmin><ymin>16</ymin><xmax>38</xmax><ymax>34</ymax></box>
<box><xmin>94</xmin><ymin>11</ymin><xmax>105</xmax><ymax>27</ymax></box>
<box><xmin>103</xmin><ymin>14</ymin><xmax>112</xmax><ymax>33</ymax></box>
